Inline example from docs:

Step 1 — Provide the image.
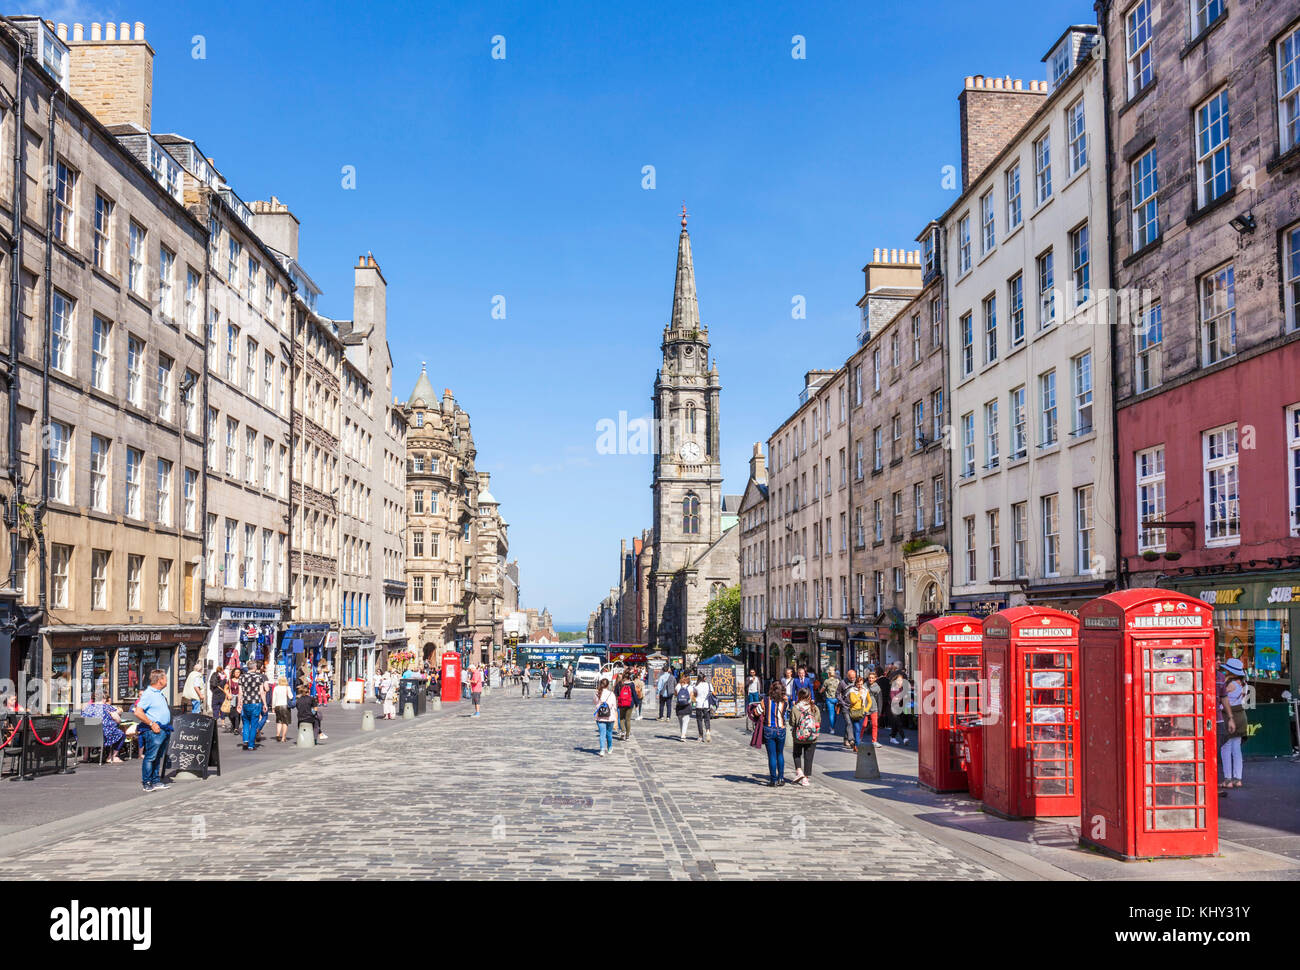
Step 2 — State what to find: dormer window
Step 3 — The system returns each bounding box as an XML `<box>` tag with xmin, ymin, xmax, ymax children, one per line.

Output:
<box><xmin>38</xmin><ymin>23</ymin><xmax>69</xmax><ymax>90</ymax></box>
<box><xmin>1050</xmin><ymin>46</ymin><xmax>1070</xmax><ymax>88</ymax></box>
<box><xmin>922</xmin><ymin>229</ymin><xmax>937</xmax><ymax>278</ymax></box>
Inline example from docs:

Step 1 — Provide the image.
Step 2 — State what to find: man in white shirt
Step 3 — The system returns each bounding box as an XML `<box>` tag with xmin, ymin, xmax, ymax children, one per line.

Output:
<box><xmin>182</xmin><ymin>665</ymin><xmax>207</xmax><ymax>715</ymax></box>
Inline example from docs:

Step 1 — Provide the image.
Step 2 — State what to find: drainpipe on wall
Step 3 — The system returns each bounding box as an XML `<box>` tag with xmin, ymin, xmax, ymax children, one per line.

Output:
<box><xmin>6</xmin><ymin>26</ymin><xmax>26</xmax><ymax>596</ymax></box>
<box><xmin>1096</xmin><ymin>0</ymin><xmax>1125</xmax><ymax>593</ymax></box>
<box><xmin>34</xmin><ymin>82</ymin><xmax>56</xmax><ymax>690</ymax></box>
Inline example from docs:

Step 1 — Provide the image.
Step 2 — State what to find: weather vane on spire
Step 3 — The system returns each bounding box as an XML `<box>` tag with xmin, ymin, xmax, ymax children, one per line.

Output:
<box><xmin>680</xmin><ymin>202</ymin><xmax>689</xmax><ymax>228</ymax></box>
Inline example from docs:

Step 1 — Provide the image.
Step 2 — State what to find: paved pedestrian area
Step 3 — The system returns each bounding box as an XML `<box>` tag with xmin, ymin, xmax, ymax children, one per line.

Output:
<box><xmin>0</xmin><ymin>689</ymin><xmax>996</xmax><ymax>880</ymax></box>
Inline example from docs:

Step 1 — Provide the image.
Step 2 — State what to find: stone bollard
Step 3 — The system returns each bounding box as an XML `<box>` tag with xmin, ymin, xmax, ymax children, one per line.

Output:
<box><xmin>403</xmin><ymin>702</ymin><xmax>415</xmax><ymax>720</ymax></box>
<box><xmin>297</xmin><ymin>723</ymin><xmax>316</xmax><ymax>747</ymax></box>
<box><xmin>854</xmin><ymin>740</ymin><xmax>880</xmax><ymax>780</ymax></box>
<box><xmin>430</xmin><ymin>697</ymin><xmax>442</xmax><ymax>712</ymax></box>
<box><xmin>361</xmin><ymin>710</ymin><xmax>375</xmax><ymax>731</ymax></box>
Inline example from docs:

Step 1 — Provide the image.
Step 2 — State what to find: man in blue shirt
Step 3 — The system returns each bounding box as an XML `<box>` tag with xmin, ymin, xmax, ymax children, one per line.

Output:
<box><xmin>132</xmin><ymin>669</ymin><xmax>173</xmax><ymax>792</ymax></box>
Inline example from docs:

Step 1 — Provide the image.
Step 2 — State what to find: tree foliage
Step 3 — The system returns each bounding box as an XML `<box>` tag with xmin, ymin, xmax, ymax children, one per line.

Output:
<box><xmin>692</xmin><ymin>584</ymin><xmax>741</xmax><ymax>661</ymax></box>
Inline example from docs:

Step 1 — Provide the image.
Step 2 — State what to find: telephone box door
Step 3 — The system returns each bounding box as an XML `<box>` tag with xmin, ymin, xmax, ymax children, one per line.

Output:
<box><xmin>441</xmin><ymin>652</ymin><xmax>462</xmax><ymax>703</ymax></box>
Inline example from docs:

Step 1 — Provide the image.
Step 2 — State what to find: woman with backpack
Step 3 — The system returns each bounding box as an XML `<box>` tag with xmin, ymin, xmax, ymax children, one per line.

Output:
<box><xmin>822</xmin><ymin>668</ymin><xmax>841</xmax><ymax>735</ymax></box>
<box><xmin>675</xmin><ymin>675</ymin><xmax>694</xmax><ymax>741</ymax></box>
<box><xmin>790</xmin><ymin>687</ymin><xmax>821</xmax><ymax>787</ymax></box>
<box><xmin>614</xmin><ymin>674</ymin><xmax>636</xmax><ymax>740</ymax></box>
<box><xmin>757</xmin><ymin>680</ymin><xmax>789</xmax><ymax>787</ymax></box>
<box><xmin>593</xmin><ymin>678</ymin><xmax>617</xmax><ymax>757</ymax></box>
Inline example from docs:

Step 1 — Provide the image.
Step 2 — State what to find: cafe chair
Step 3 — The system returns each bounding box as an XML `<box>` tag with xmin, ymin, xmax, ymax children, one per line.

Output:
<box><xmin>1</xmin><ymin>716</ymin><xmax>22</xmax><ymax>779</ymax></box>
<box><xmin>77</xmin><ymin>718</ymin><xmax>105</xmax><ymax>765</ymax></box>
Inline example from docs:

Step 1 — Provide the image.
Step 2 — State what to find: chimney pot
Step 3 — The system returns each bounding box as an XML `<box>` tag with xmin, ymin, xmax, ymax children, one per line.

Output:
<box><xmin>964</xmin><ymin>76</ymin><xmax>974</xmax><ymax>88</ymax></box>
<box><xmin>119</xmin><ymin>23</ymin><xmax>129</xmax><ymax>40</ymax></box>
<box><xmin>134</xmin><ymin>22</ymin><xmax>145</xmax><ymax>40</ymax></box>
<box><xmin>91</xmin><ymin>22</ymin><xmax>101</xmax><ymax>39</ymax></box>
<box><xmin>105</xmin><ymin>22</ymin><xmax>116</xmax><ymax>39</ymax></box>
<box><xmin>72</xmin><ymin>23</ymin><xmax>83</xmax><ymax>40</ymax></box>
<box><xmin>56</xmin><ymin>23</ymin><xmax>67</xmax><ymax>40</ymax></box>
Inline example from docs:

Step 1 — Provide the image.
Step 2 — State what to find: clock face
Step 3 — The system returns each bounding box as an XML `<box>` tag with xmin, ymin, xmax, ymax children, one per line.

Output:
<box><xmin>679</xmin><ymin>440</ymin><xmax>702</xmax><ymax>462</ymax></box>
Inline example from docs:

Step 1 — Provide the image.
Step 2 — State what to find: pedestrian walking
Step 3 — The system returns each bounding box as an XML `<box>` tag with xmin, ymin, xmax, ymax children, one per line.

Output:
<box><xmin>866</xmin><ymin>671</ymin><xmax>883</xmax><ymax>746</ymax></box>
<box><xmin>594</xmin><ymin>678</ymin><xmax>617</xmax><ymax>756</ymax></box>
<box><xmin>209</xmin><ymin>667</ymin><xmax>228</xmax><ymax>725</ymax></box>
<box><xmin>822</xmin><ymin>667</ymin><xmax>841</xmax><ymax>734</ymax></box>
<box><xmin>563</xmin><ymin>665</ymin><xmax>575</xmax><ymax>700</ymax></box>
<box><xmin>757</xmin><ymin>680</ymin><xmax>789</xmax><ymax>787</ymax></box>
<box><xmin>132</xmin><ymin>669</ymin><xmax>173</xmax><ymax>792</ymax></box>
<box><xmin>846</xmin><ymin>676</ymin><xmax>870</xmax><ymax>748</ymax></box>
<box><xmin>837</xmin><ymin>669</ymin><xmax>858</xmax><ymax>750</ymax></box>
<box><xmin>382</xmin><ymin>670</ymin><xmax>398</xmax><ymax>719</ymax></box>
<box><xmin>182</xmin><ymin>665</ymin><xmax>206</xmax><ymax>715</ymax></box>
<box><xmin>889</xmin><ymin>670</ymin><xmax>910</xmax><ymax>744</ymax></box>
<box><xmin>746</xmin><ymin>669</ymin><xmax>762</xmax><ymax>708</ymax></box>
<box><xmin>1219</xmin><ymin>659</ymin><xmax>1248</xmax><ymax>789</ymax></box>
<box><xmin>792</xmin><ymin>665</ymin><xmax>815</xmax><ymax>703</ymax></box>
<box><xmin>692</xmin><ymin>673</ymin><xmax>714</xmax><ymax>742</ymax></box>
<box><xmin>470</xmin><ymin>664</ymin><xmax>484</xmax><ymax>716</ymax></box>
<box><xmin>790</xmin><ymin>687</ymin><xmax>821</xmax><ymax>787</ymax></box>
<box><xmin>674</xmin><ymin>676</ymin><xmax>694</xmax><ymax>741</ymax></box>
<box><xmin>272</xmin><ymin>676</ymin><xmax>293</xmax><ymax>743</ymax></box>
<box><xmin>615</xmin><ymin>673</ymin><xmax>637</xmax><ymax>740</ymax></box>
<box><xmin>633</xmin><ymin>668</ymin><xmax>646</xmax><ymax>720</ymax></box>
<box><xmin>656</xmin><ymin>667</ymin><xmax>676</xmax><ymax>720</ymax></box>
<box><xmin>521</xmin><ymin>666</ymin><xmax>531</xmax><ymax>698</ymax></box>
<box><xmin>241</xmin><ymin>663</ymin><xmax>268</xmax><ymax>751</ymax></box>
<box><xmin>782</xmin><ymin>668</ymin><xmax>795</xmax><ymax>706</ymax></box>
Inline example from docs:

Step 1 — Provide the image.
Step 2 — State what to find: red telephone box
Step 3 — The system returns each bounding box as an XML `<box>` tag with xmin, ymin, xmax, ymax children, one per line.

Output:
<box><xmin>980</xmin><ymin>607</ymin><xmax>1080</xmax><ymax>819</ymax></box>
<box><xmin>917</xmin><ymin>616</ymin><xmax>983</xmax><ymax>792</ymax></box>
<box><xmin>1079</xmin><ymin>589</ymin><xmax>1217</xmax><ymax>859</ymax></box>
<box><xmin>440</xmin><ymin>651</ymin><xmax>462</xmax><ymax>703</ymax></box>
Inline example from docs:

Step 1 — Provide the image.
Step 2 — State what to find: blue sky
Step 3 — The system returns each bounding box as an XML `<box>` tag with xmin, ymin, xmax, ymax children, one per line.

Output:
<box><xmin>37</xmin><ymin>0</ymin><xmax>1088</xmax><ymax>626</ymax></box>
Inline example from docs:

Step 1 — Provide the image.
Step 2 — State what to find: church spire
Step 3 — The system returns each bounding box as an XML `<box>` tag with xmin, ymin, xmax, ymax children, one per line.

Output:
<box><xmin>670</xmin><ymin>205</ymin><xmax>700</xmax><ymax>332</ymax></box>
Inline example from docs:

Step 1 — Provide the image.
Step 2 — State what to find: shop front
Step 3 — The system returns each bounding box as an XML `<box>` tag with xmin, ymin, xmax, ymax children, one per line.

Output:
<box><xmin>1162</xmin><ymin>574</ymin><xmax>1298</xmax><ymax>755</ymax></box>
<box><xmin>382</xmin><ymin>627</ymin><xmax>406</xmax><ymax>675</ymax></box>
<box><xmin>210</xmin><ymin>607</ymin><xmax>282</xmax><ymax>678</ymax></box>
<box><xmin>342</xmin><ymin>634</ymin><xmax>377</xmax><ymax>684</ymax></box>
<box><xmin>1025</xmin><ymin>580</ymin><xmax>1113</xmax><ymax>617</ymax></box>
<box><xmin>815</xmin><ymin>628</ymin><xmax>846</xmax><ymax>677</ymax></box>
<box><xmin>42</xmin><ymin>626</ymin><xmax>209</xmax><ymax>713</ymax></box>
<box><xmin>280</xmin><ymin>623</ymin><xmax>332</xmax><ymax>694</ymax></box>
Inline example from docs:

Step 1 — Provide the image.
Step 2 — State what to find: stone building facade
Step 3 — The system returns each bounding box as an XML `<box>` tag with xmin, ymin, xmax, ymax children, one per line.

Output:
<box><xmin>848</xmin><ymin>249</ymin><xmax>950</xmax><ymax>674</ymax></box>
<box><xmin>0</xmin><ymin>18</ymin><xmax>208</xmax><ymax>709</ymax></box>
<box><xmin>765</xmin><ymin>367</ymin><xmax>853</xmax><ymax>677</ymax></box>
<box><xmin>737</xmin><ymin>444</ymin><xmax>769</xmax><ymax>676</ymax></box>
<box><xmin>250</xmin><ymin>197</ymin><xmax>342</xmax><ymax>688</ymax></box>
<box><xmin>646</xmin><ymin>214</ymin><xmax>739</xmax><ymax>657</ymax></box>
<box><xmin>402</xmin><ymin>371</ymin><xmax>502</xmax><ymax>664</ymax></box>
<box><xmin>148</xmin><ymin>134</ymin><xmax>294</xmax><ymax>676</ymax></box>
<box><xmin>944</xmin><ymin>35</ymin><xmax>1117</xmax><ymax>624</ymax></box>
<box><xmin>1101</xmin><ymin>0</ymin><xmax>1300</xmax><ymax>696</ymax></box>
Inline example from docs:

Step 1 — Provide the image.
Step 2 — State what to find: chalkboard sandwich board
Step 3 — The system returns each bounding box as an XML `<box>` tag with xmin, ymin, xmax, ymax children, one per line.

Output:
<box><xmin>169</xmin><ymin>713</ymin><xmax>221</xmax><ymax>780</ymax></box>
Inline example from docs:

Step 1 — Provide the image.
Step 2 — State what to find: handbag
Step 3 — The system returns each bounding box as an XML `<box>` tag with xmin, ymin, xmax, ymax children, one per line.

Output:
<box><xmin>1226</xmin><ymin>705</ymin><xmax>1248</xmax><ymax>739</ymax></box>
<box><xmin>220</xmin><ymin>696</ymin><xmax>231</xmax><ymax>715</ymax></box>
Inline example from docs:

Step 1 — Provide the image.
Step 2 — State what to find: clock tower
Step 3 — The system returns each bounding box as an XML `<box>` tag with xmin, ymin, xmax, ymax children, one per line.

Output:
<box><xmin>648</xmin><ymin>208</ymin><xmax>725</xmax><ymax>652</ymax></box>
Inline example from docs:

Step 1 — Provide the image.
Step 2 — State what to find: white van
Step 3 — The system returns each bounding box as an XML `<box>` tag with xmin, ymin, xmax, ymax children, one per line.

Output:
<box><xmin>574</xmin><ymin>656</ymin><xmax>603</xmax><ymax>689</ymax></box>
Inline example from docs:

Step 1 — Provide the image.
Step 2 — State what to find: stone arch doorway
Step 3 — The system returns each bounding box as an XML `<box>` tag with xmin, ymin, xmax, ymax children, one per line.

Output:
<box><xmin>423</xmin><ymin>643</ymin><xmax>439</xmax><ymax>665</ymax></box>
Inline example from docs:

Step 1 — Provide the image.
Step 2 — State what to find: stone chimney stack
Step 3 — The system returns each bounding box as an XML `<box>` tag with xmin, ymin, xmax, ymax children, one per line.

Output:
<box><xmin>958</xmin><ymin>75</ymin><xmax>1048</xmax><ymax>191</ymax></box>
<box><xmin>249</xmin><ymin>197</ymin><xmax>300</xmax><ymax>261</ymax></box>
<box><xmin>65</xmin><ymin>22</ymin><xmax>154</xmax><ymax>130</ymax></box>
<box><xmin>749</xmin><ymin>442</ymin><xmax>767</xmax><ymax>485</ymax></box>
<box><xmin>354</xmin><ymin>251</ymin><xmax>387</xmax><ymax>347</ymax></box>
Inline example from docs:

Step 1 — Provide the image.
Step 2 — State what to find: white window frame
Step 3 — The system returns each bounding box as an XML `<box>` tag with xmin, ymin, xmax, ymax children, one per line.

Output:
<box><xmin>1195</xmin><ymin>89</ymin><xmax>1231</xmax><ymax>208</ymax></box>
<box><xmin>984</xmin><ymin>400</ymin><xmax>999</xmax><ymax>469</ymax></box>
<box><xmin>1039</xmin><ymin>370</ymin><xmax>1058</xmax><ymax>447</ymax></box>
<box><xmin>1192</xmin><ymin>0</ymin><xmax>1224</xmax><ymax>37</ymax></box>
<box><xmin>1010</xmin><ymin>385</ymin><xmax>1027</xmax><ymax>459</ymax></box>
<box><xmin>1203</xmin><ymin>423</ymin><xmax>1240</xmax><ymax>546</ymax></box>
<box><xmin>1288</xmin><ymin>404</ymin><xmax>1300</xmax><ymax>536</ymax></box>
<box><xmin>958</xmin><ymin>214</ymin><xmax>971</xmax><ymax>274</ymax></box>
<box><xmin>1200</xmin><ymin>263</ymin><xmax>1236</xmax><ymax>366</ymax></box>
<box><xmin>1042</xmin><ymin>493</ymin><xmax>1060</xmax><ymax>578</ymax></box>
<box><xmin>1131</xmin><ymin>146</ymin><xmax>1159</xmax><ymax>250</ymax></box>
<box><xmin>1136</xmin><ymin>445</ymin><xmax>1167</xmax><ymax>552</ymax></box>
<box><xmin>1126</xmin><ymin>0</ymin><xmax>1153</xmax><ymax>98</ymax></box>
<box><xmin>1281</xmin><ymin>26</ymin><xmax>1300</xmax><ymax>153</ymax></box>
<box><xmin>1034</xmin><ymin>133</ymin><xmax>1052</xmax><ymax>206</ymax></box>
<box><xmin>1005</xmin><ymin>163</ymin><xmax>1022</xmax><ymax>230</ymax></box>
<box><xmin>1066</xmin><ymin>98</ymin><xmax>1087</xmax><ymax>174</ymax></box>
<box><xmin>1072</xmin><ymin>352</ymin><xmax>1093</xmax><ymax>436</ymax></box>
<box><xmin>1284</xmin><ymin>224</ymin><xmax>1300</xmax><ymax>332</ymax></box>
<box><xmin>980</xmin><ymin>191</ymin><xmax>995</xmax><ymax>254</ymax></box>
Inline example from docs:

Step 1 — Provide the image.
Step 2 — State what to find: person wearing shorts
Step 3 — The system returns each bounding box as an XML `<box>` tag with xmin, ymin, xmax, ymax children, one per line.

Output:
<box><xmin>272</xmin><ymin>676</ymin><xmax>293</xmax><ymax>743</ymax></box>
<box><xmin>469</xmin><ymin>664</ymin><xmax>484</xmax><ymax>717</ymax></box>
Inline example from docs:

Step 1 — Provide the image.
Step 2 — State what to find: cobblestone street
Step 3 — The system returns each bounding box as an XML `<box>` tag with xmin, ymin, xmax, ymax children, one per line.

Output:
<box><xmin>0</xmin><ymin>689</ymin><xmax>996</xmax><ymax>880</ymax></box>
